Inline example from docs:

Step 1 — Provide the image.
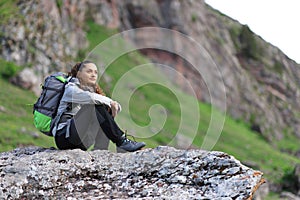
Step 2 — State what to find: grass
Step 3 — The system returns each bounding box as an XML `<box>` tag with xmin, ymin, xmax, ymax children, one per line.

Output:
<box><xmin>0</xmin><ymin>78</ymin><xmax>55</xmax><ymax>152</ymax></box>
<box><xmin>264</xmin><ymin>192</ymin><xmax>281</xmax><ymax>200</ymax></box>
<box><xmin>0</xmin><ymin>0</ymin><xmax>21</xmax><ymax>26</ymax></box>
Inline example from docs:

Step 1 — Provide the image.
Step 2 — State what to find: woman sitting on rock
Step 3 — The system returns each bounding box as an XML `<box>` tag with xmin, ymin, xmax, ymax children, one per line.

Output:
<box><xmin>52</xmin><ymin>60</ymin><xmax>145</xmax><ymax>152</ymax></box>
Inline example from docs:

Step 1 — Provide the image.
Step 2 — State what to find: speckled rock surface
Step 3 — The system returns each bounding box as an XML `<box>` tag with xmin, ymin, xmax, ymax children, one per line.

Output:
<box><xmin>0</xmin><ymin>146</ymin><xmax>264</xmax><ymax>199</ymax></box>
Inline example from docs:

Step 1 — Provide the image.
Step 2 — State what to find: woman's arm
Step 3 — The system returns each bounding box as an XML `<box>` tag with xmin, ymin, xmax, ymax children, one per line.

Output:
<box><xmin>63</xmin><ymin>83</ymin><xmax>113</xmax><ymax>106</ymax></box>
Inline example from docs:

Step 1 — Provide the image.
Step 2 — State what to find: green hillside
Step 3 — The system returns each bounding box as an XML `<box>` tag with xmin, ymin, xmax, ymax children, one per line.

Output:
<box><xmin>0</xmin><ymin>77</ymin><xmax>55</xmax><ymax>152</ymax></box>
<box><xmin>0</xmin><ymin>20</ymin><xmax>299</xmax><ymax>199</ymax></box>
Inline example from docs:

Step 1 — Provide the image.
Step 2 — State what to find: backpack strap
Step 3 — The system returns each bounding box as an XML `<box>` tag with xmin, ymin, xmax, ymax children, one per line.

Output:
<box><xmin>33</xmin><ymin>105</ymin><xmax>54</xmax><ymax>111</ymax></box>
<box><xmin>42</xmin><ymin>86</ymin><xmax>62</xmax><ymax>91</ymax></box>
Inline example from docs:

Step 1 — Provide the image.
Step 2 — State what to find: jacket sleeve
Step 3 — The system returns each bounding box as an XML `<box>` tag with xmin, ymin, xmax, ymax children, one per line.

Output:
<box><xmin>63</xmin><ymin>82</ymin><xmax>113</xmax><ymax>106</ymax></box>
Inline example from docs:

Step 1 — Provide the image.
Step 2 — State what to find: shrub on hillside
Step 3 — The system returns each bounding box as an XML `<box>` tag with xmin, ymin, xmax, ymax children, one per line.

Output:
<box><xmin>0</xmin><ymin>60</ymin><xmax>21</xmax><ymax>79</ymax></box>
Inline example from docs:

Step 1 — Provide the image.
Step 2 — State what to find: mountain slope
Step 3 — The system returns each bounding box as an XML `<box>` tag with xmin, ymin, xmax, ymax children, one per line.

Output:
<box><xmin>115</xmin><ymin>0</ymin><xmax>300</xmax><ymax>149</ymax></box>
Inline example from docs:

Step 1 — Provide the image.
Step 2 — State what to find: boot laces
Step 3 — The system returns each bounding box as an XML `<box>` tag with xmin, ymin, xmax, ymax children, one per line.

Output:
<box><xmin>124</xmin><ymin>130</ymin><xmax>137</xmax><ymax>143</ymax></box>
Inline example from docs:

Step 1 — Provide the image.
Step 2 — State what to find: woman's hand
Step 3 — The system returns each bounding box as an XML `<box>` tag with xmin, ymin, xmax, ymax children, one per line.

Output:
<box><xmin>110</xmin><ymin>101</ymin><xmax>119</xmax><ymax>117</ymax></box>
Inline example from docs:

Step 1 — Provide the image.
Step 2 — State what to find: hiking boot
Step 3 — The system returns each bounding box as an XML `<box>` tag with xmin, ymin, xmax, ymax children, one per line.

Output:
<box><xmin>117</xmin><ymin>138</ymin><xmax>146</xmax><ymax>152</ymax></box>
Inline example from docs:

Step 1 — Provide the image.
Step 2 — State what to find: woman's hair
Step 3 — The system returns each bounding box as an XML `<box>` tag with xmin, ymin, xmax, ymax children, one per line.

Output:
<box><xmin>69</xmin><ymin>61</ymin><xmax>106</xmax><ymax>96</ymax></box>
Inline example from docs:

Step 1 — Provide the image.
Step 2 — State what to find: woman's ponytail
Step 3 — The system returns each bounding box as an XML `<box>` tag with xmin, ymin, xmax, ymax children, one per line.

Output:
<box><xmin>69</xmin><ymin>62</ymin><xmax>82</xmax><ymax>77</ymax></box>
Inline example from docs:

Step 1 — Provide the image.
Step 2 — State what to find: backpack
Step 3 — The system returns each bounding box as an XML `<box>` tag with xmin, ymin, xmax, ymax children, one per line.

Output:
<box><xmin>33</xmin><ymin>72</ymin><xmax>70</xmax><ymax>136</ymax></box>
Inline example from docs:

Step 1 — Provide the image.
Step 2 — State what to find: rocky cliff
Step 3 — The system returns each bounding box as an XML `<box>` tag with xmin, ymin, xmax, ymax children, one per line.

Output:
<box><xmin>0</xmin><ymin>146</ymin><xmax>264</xmax><ymax>199</ymax></box>
<box><xmin>115</xmin><ymin>0</ymin><xmax>300</xmax><ymax>145</ymax></box>
<box><xmin>0</xmin><ymin>0</ymin><xmax>88</xmax><ymax>94</ymax></box>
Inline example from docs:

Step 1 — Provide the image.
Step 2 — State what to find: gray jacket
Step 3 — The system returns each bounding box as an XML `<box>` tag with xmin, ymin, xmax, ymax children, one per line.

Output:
<box><xmin>51</xmin><ymin>78</ymin><xmax>121</xmax><ymax>137</ymax></box>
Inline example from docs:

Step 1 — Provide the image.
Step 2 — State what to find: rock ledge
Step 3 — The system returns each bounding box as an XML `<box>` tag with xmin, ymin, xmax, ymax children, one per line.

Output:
<box><xmin>0</xmin><ymin>146</ymin><xmax>264</xmax><ymax>199</ymax></box>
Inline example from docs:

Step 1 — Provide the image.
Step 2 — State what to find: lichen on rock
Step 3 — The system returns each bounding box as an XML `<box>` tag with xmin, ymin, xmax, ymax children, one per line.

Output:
<box><xmin>0</xmin><ymin>146</ymin><xmax>264</xmax><ymax>199</ymax></box>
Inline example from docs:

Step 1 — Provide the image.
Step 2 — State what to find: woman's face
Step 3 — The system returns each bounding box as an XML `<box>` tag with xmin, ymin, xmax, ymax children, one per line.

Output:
<box><xmin>77</xmin><ymin>63</ymin><xmax>98</xmax><ymax>86</ymax></box>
